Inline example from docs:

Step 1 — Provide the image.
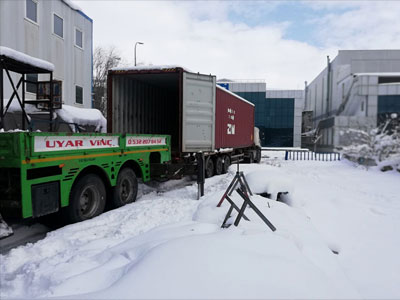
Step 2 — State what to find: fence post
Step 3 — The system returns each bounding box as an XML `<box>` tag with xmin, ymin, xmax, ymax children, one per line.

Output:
<box><xmin>285</xmin><ymin>151</ymin><xmax>288</xmax><ymax>160</ymax></box>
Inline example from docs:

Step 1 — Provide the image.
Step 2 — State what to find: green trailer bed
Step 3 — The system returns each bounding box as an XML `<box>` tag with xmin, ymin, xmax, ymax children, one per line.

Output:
<box><xmin>0</xmin><ymin>132</ymin><xmax>171</xmax><ymax>222</ymax></box>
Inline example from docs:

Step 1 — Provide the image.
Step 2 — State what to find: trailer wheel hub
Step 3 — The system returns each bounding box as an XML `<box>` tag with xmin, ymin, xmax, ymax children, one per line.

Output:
<box><xmin>79</xmin><ymin>185</ymin><xmax>99</xmax><ymax>217</ymax></box>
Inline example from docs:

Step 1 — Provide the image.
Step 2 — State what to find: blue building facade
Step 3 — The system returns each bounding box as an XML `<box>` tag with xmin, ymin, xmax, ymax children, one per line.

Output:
<box><xmin>217</xmin><ymin>81</ymin><xmax>303</xmax><ymax>147</ymax></box>
<box><xmin>235</xmin><ymin>92</ymin><xmax>294</xmax><ymax>147</ymax></box>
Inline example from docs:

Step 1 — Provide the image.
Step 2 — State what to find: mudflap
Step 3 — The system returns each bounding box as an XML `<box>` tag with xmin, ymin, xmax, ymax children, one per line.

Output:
<box><xmin>0</xmin><ymin>213</ymin><xmax>13</xmax><ymax>239</ymax></box>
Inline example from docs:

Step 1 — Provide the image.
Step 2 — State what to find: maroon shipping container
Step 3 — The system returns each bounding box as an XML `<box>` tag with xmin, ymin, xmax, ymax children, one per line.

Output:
<box><xmin>215</xmin><ymin>86</ymin><xmax>255</xmax><ymax>149</ymax></box>
<box><xmin>107</xmin><ymin>66</ymin><xmax>261</xmax><ymax>178</ymax></box>
<box><xmin>107</xmin><ymin>66</ymin><xmax>260</xmax><ymax>169</ymax></box>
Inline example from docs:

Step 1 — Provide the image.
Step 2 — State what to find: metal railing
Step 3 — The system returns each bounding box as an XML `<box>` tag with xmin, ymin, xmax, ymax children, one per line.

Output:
<box><xmin>285</xmin><ymin>150</ymin><xmax>341</xmax><ymax>161</ymax></box>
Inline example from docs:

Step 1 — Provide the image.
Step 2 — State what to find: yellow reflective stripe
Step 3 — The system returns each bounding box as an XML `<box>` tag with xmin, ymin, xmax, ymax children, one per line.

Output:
<box><xmin>124</xmin><ymin>148</ymin><xmax>168</xmax><ymax>155</ymax></box>
<box><xmin>22</xmin><ymin>148</ymin><xmax>168</xmax><ymax>164</ymax></box>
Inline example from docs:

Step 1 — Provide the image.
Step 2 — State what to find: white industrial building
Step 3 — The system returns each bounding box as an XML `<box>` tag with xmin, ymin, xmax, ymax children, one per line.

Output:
<box><xmin>304</xmin><ymin>50</ymin><xmax>400</xmax><ymax>150</ymax></box>
<box><xmin>217</xmin><ymin>80</ymin><xmax>304</xmax><ymax>147</ymax></box>
<box><xmin>0</xmin><ymin>0</ymin><xmax>93</xmax><ymax>108</ymax></box>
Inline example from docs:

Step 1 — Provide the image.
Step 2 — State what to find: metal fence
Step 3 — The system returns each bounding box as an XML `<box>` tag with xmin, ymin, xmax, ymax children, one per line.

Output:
<box><xmin>285</xmin><ymin>151</ymin><xmax>341</xmax><ymax>161</ymax></box>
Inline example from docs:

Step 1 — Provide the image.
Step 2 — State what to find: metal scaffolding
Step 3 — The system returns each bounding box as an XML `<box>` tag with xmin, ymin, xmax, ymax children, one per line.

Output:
<box><xmin>0</xmin><ymin>53</ymin><xmax>55</xmax><ymax>131</ymax></box>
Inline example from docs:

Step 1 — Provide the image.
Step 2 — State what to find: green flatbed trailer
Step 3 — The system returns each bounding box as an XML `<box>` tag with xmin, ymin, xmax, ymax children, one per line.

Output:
<box><xmin>0</xmin><ymin>132</ymin><xmax>171</xmax><ymax>224</ymax></box>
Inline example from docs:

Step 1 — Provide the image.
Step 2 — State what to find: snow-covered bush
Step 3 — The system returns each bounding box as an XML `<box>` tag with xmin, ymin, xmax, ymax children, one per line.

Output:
<box><xmin>339</xmin><ymin>114</ymin><xmax>400</xmax><ymax>171</ymax></box>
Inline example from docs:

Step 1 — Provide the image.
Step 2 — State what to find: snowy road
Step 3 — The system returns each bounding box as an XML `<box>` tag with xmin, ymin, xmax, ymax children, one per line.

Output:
<box><xmin>0</xmin><ymin>153</ymin><xmax>399</xmax><ymax>299</ymax></box>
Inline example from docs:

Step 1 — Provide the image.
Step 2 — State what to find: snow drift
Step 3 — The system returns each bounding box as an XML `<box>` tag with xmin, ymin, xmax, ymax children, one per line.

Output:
<box><xmin>0</xmin><ymin>155</ymin><xmax>399</xmax><ymax>299</ymax></box>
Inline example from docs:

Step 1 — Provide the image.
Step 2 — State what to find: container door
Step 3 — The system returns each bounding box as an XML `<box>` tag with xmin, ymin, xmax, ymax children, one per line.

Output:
<box><xmin>182</xmin><ymin>72</ymin><xmax>216</xmax><ymax>152</ymax></box>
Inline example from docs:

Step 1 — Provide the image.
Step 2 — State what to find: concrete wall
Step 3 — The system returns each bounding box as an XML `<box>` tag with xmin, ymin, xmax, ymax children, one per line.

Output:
<box><xmin>304</xmin><ymin>50</ymin><xmax>400</xmax><ymax>149</ymax></box>
<box><xmin>224</xmin><ymin>82</ymin><xmax>266</xmax><ymax>93</ymax></box>
<box><xmin>0</xmin><ymin>0</ymin><xmax>93</xmax><ymax>108</ymax></box>
<box><xmin>306</xmin><ymin>50</ymin><xmax>400</xmax><ymax>122</ymax></box>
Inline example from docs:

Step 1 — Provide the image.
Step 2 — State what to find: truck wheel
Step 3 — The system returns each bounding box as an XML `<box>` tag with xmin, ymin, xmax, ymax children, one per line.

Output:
<box><xmin>112</xmin><ymin>168</ymin><xmax>138</xmax><ymax>208</ymax></box>
<box><xmin>205</xmin><ymin>157</ymin><xmax>214</xmax><ymax>178</ymax></box>
<box><xmin>214</xmin><ymin>156</ymin><xmax>223</xmax><ymax>176</ymax></box>
<box><xmin>66</xmin><ymin>174</ymin><xmax>106</xmax><ymax>223</ymax></box>
<box><xmin>222</xmin><ymin>155</ymin><xmax>230</xmax><ymax>174</ymax></box>
<box><xmin>249</xmin><ymin>153</ymin><xmax>254</xmax><ymax>163</ymax></box>
<box><xmin>255</xmin><ymin>148</ymin><xmax>262</xmax><ymax>163</ymax></box>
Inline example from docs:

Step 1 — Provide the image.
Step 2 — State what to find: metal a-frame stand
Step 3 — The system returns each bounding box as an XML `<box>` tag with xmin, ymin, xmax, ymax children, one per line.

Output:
<box><xmin>218</xmin><ymin>162</ymin><xmax>276</xmax><ymax>232</ymax></box>
<box><xmin>217</xmin><ymin>162</ymin><xmax>253</xmax><ymax>207</ymax></box>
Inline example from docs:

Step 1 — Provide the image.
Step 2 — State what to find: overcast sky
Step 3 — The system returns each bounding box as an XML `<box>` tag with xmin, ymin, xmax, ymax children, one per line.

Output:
<box><xmin>74</xmin><ymin>0</ymin><xmax>400</xmax><ymax>89</ymax></box>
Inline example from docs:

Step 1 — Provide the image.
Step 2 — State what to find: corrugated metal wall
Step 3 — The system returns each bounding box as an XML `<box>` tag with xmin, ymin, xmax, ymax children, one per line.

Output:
<box><xmin>215</xmin><ymin>87</ymin><xmax>254</xmax><ymax>149</ymax></box>
<box><xmin>111</xmin><ymin>74</ymin><xmax>180</xmax><ymax>150</ymax></box>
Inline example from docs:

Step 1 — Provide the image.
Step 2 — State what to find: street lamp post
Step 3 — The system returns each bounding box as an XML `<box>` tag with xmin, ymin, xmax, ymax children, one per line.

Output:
<box><xmin>134</xmin><ymin>42</ymin><xmax>144</xmax><ymax>66</ymax></box>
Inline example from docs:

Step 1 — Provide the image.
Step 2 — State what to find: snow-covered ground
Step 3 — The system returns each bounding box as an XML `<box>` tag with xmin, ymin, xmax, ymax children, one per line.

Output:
<box><xmin>1</xmin><ymin>153</ymin><xmax>399</xmax><ymax>299</ymax></box>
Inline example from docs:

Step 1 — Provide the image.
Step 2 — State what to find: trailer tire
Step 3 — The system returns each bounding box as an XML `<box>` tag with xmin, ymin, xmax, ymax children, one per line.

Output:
<box><xmin>205</xmin><ymin>157</ymin><xmax>214</xmax><ymax>178</ymax></box>
<box><xmin>248</xmin><ymin>152</ymin><xmax>254</xmax><ymax>164</ymax></box>
<box><xmin>66</xmin><ymin>174</ymin><xmax>106</xmax><ymax>223</ymax></box>
<box><xmin>214</xmin><ymin>156</ymin><xmax>223</xmax><ymax>176</ymax></box>
<box><xmin>112</xmin><ymin>168</ymin><xmax>138</xmax><ymax>208</ymax></box>
<box><xmin>255</xmin><ymin>148</ymin><xmax>262</xmax><ymax>163</ymax></box>
<box><xmin>222</xmin><ymin>155</ymin><xmax>230</xmax><ymax>174</ymax></box>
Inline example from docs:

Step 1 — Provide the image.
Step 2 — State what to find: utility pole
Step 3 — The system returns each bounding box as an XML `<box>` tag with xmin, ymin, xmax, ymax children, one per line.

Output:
<box><xmin>134</xmin><ymin>42</ymin><xmax>144</xmax><ymax>66</ymax></box>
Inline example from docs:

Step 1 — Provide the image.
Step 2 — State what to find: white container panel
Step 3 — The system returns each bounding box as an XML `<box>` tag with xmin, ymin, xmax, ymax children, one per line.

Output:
<box><xmin>182</xmin><ymin>72</ymin><xmax>216</xmax><ymax>152</ymax></box>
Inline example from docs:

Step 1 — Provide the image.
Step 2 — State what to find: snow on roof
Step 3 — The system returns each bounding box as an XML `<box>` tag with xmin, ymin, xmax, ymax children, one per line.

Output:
<box><xmin>111</xmin><ymin>65</ymin><xmax>192</xmax><ymax>73</ymax></box>
<box><xmin>217</xmin><ymin>84</ymin><xmax>255</xmax><ymax>107</ymax></box>
<box><xmin>217</xmin><ymin>78</ymin><xmax>235</xmax><ymax>82</ymax></box>
<box><xmin>61</xmin><ymin>0</ymin><xmax>82</xmax><ymax>12</ymax></box>
<box><xmin>0</xmin><ymin>46</ymin><xmax>54</xmax><ymax>72</ymax></box>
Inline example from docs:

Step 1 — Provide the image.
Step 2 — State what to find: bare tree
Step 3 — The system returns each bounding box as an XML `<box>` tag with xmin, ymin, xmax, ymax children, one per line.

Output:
<box><xmin>93</xmin><ymin>46</ymin><xmax>121</xmax><ymax>117</ymax></box>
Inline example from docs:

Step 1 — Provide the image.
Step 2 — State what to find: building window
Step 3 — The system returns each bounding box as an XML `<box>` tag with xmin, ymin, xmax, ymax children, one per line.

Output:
<box><xmin>378</xmin><ymin>76</ymin><xmax>400</xmax><ymax>84</ymax></box>
<box><xmin>26</xmin><ymin>74</ymin><xmax>38</xmax><ymax>94</ymax></box>
<box><xmin>53</xmin><ymin>14</ymin><xmax>63</xmax><ymax>38</ymax></box>
<box><xmin>75</xmin><ymin>28</ymin><xmax>83</xmax><ymax>48</ymax></box>
<box><xmin>361</xmin><ymin>101</ymin><xmax>364</xmax><ymax>112</ymax></box>
<box><xmin>76</xmin><ymin>85</ymin><xmax>83</xmax><ymax>104</ymax></box>
<box><xmin>26</xmin><ymin>0</ymin><xmax>37</xmax><ymax>23</ymax></box>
